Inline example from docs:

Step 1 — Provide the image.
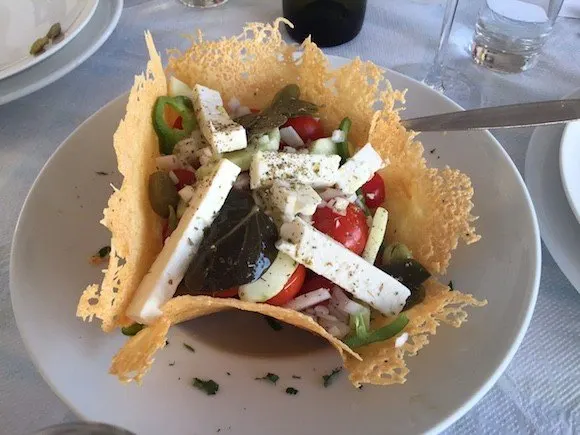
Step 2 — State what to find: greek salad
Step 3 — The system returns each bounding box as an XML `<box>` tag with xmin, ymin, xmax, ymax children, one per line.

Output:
<box><xmin>125</xmin><ymin>79</ymin><xmax>432</xmax><ymax>349</ymax></box>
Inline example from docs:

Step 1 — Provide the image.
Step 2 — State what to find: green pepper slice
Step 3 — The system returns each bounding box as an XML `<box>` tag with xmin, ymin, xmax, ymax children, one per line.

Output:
<box><xmin>336</xmin><ymin>117</ymin><xmax>352</xmax><ymax>164</ymax></box>
<box><xmin>152</xmin><ymin>96</ymin><xmax>197</xmax><ymax>155</ymax></box>
<box><xmin>343</xmin><ymin>313</ymin><xmax>409</xmax><ymax>349</ymax></box>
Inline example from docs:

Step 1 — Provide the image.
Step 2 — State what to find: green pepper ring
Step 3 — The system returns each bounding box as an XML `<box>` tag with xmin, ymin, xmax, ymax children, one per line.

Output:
<box><xmin>152</xmin><ymin>95</ymin><xmax>197</xmax><ymax>155</ymax></box>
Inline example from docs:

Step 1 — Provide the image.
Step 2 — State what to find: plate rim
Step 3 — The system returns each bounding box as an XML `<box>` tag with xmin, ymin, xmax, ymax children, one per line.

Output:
<box><xmin>0</xmin><ymin>0</ymin><xmax>100</xmax><ymax>81</ymax></box>
<box><xmin>0</xmin><ymin>0</ymin><xmax>123</xmax><ymax>106</ymax></box>
<box><xmin>558</xmin><ymin>120</ymin><xmax>580</xmax><ymax>224</ymax></box>
<box><xmin>526</xmin><ymin>87</ymin><xmax>580</xmax><ymax>294</ymax></box>
<box><xmin>10</xmin><ymin>56</ymin><xmax>541</xmax><ymax>434</ymax></box>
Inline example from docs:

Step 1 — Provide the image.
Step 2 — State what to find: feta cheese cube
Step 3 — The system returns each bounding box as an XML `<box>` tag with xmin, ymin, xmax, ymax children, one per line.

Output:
<box><xmin>335</xmin><ymin>143</ymin><xmax>387</xmax><ymax>195</ymax></box>
<box><xmin>250</xmin><ymin>151</ymin><xmax>340</xmax><ymax>189</ymax></box>
<box><xmin>126</xmin><ymin>159</ymin><xmax>241</xmax><ymax>324</ymax></box>
<box><xmin>192</xmin><ymin>84</ymin><xmax>247</xmax><ymax>154</ymax></box>
<box><xmin>276</xmin><ymin>217</ymin><xmax>410</xmax><ymax>316</ymax></box>
<box><xmin>268</xmin><ymin>180</ymin><xmax>322</xmax><ymax>221</ymax></box>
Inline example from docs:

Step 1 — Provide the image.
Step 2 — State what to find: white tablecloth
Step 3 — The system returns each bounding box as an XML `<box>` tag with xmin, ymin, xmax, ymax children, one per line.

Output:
<box><xmin>1</xmin><ymin>0</ymin><xmax>579</xmax><ymax>433</ymax></box>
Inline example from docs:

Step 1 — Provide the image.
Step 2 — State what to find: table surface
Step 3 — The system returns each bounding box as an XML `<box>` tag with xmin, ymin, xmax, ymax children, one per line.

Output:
<box><xmin>1</xmin><ymin>0</ymin><xmax>579</xmax><ymax>434</ymax></box>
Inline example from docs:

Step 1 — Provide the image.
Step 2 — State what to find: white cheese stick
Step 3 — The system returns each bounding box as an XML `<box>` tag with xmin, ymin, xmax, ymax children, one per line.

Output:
<box><xmin>127</xmin><ymin>159</ymin><xmax>241</xmax><ymax>324</ymax></box>
<box><xmin>192</xmin><ymin>84</ymin><xmax>247</xmax><ymax>154</ymax></box>
<box><xmin>250</xmin><ymin>151</ymin><xmax>340</xmax><ymax>189</ymax></box>
<box><xmin>276</xmin><ymin>217</ymin><xmax>410</xmax><ymax>316</ymax></box>
<box><xmin>335</xmin><ymin>143</ymin><xmax>387</xmax><ymax>195</ymax></box>
<box><xmin>362</xmin><ymin>207</ymin><xmax>389</xmax><ymax>263</ymax></box>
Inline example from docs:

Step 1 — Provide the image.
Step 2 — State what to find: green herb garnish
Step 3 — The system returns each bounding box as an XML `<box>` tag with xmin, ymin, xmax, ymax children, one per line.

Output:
<box><xmin>285</xmin><ymin>387</ymin><xmax>298</xmax><ymax>395</ymax></box>
<box><xmin>192</xmin><ymin>378</ymin><xmax>219</xmax><ymax>395</ymax></box>
<box><xmin>255</xmin><ymin>373</ymin><xmax>279</xmax><ymax>384</ymax></box>
<box><xmin>265</xmin><ymin>316</ymin><xmax>283</xmax><ymax>331</ymax></box>
<box><xmin>183</xmin><ymin>343</ymin><xmax>195</xmax><ymax>353</ymax></box>
<box><xmin>121</xmin><ymin>323</ymin><xmax>144</xmax><ymax>336</ymax></box>
<box><xmin>448</xmin><ymin>280</ymin><xmax>454</xmax><ymax>290</ymax></box>
<box><xmin>322</xmin><ymin>367</ymin><xmax>342</xmax><ymax>387</ymax></box>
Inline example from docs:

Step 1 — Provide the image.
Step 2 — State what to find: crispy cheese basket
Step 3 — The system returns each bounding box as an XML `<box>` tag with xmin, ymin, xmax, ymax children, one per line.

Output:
<box><xmin>78</xmin><ymin>19</ymin><xmax>485</xmax><ymax>387</ymax></box>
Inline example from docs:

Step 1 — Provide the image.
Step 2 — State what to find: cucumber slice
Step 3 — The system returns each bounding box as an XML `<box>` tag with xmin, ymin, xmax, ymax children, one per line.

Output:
<box><xmin>255</xmin><ymin>128</ymin><xmax>281</xmax><ymax>152</ymax></box>
<box><xmin>168</xmin><ymin>76</ymin><xmax>192</xmax><ymax>98</ymax></box>
<box><xmin>195</xmin><ymin>163</ymin><xmax>217</xmax><ymax>179</ymax></box>
<box><xmin>310</xmin><ymin>137</ymin><xmax>337</xmax><ymax>155</ymax></box>
<box><xmin>239</xmin><ymin>252</ymin><xmax>298</xmax><ymax>302</ymax></box>
<box><xmin>223</xmin><ymin>128</ymin><xmax>280</xmax><ymax>171</ymax></box>
<box><xmin>362</xmin><ymin>207</ymin><xmax>389</xmax><ymax>263</ymax></box>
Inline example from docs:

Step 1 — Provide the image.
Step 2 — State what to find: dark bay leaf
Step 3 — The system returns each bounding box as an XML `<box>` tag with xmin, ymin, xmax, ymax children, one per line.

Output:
<box><xmin>235</xmin><ymin>84</ymin><xmax>318</xmax><ymax>140</ymax></box>
<box><xmin>183</xmin><ymin>189</ymin><xmax>278</xmax><ymax>294</ymax></box>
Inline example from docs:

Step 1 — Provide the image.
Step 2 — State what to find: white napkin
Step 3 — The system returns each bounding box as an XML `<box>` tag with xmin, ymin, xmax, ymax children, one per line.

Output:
<box><xmin>560</xmin><ymin>0</ymin><xmax>580</xmax><ymax>18</ymax></box>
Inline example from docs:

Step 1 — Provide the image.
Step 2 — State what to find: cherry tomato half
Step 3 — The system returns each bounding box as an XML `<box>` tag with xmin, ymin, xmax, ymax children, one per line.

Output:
<box><xmin>172</xmin><ymin>168</ymin><xmax>196</xmax><ymax>191</ymax></box>
<box><xmin>173</xmin><ymin>116</ymin><xmax>183</xmax><ymax>130</ymax></box>
<box><xmin>299</xmin><ymin>274</ymin><xmax>335</xmax><ymax>296</ymax></box>
<box><xmin>361</xmin><ymin>172</ymin><xmax>386</xmax><ymax>209</ymax></box>
<box><xmin>214</xmin><ymin>287</ymin><xmax>239</xmax><ymax>298</ymax></box>
<box><xmin>266</xmin><ymin>265</ymin><xmax>307</xmax><ymax>306</ymax></box>
<box><xmin>312</xmin><ymin>203</ymin><xmax>369</xmax><ymax>255</ymax></box>
<box><xmin>283</xmin><ymin>116</ymin><xmax>325</xmax><ymax>142</ymax></box>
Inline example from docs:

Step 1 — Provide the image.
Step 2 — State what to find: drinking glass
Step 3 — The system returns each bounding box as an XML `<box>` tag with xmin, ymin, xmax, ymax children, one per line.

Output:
<box><xmin>179</xmin><ymin>0</ymin><xmax>227</xmax><ymax>8</ymax></box>
<box><xmin>471</xmin><ymin>0</ymin><xmax>565</xmax><ymax>73</ymax></box>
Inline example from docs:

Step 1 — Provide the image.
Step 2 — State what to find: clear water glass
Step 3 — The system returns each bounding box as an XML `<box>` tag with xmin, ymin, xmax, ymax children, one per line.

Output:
<box><xmin>471</xmin><ymin>0</ymin><xmax>564</xmax><ymax>73</ymax></box>
<box><xmin>179</xmin><ymin>0</ymin><xmax>228</xmax><ymax>7</ymax></box>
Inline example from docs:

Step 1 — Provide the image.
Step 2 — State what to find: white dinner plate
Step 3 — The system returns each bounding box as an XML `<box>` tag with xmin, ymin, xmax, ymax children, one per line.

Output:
<box><xmin>10</xmin><ymin>56</ymin><xmax>540</xmax><ymax>435</ymax></box>
<box><xmin>0</xmin><ymin>0</ymin><xmax>99</xmax><ymax>81</ymax></box>
<box><xmin>559</xmin><ymin>120</ymin><xmax>580</xmax><ymax>224</ymax></box>
<box><xmin>0</xmin><ymin>0</ymin><xmax>122</xmax><ymax>106</ymax></box>
<box><xmin>526</xmin><ymin>88</ymin><xmax>580</xmax><ymax>294</ymax></box>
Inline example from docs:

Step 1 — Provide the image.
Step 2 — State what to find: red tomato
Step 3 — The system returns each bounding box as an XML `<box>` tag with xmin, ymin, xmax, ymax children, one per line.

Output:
<box><xmin>266</xmin><ymin>265</ymin><xmax>307</xmax><ymax>306</ymax></box>
<box><xmin>173</xmin><ymin>116</ymin><xmax>183</xmax><ymax>130</ymax></box>
<box><xmin>299</xmin><ymin>274</ymin><xmax>335</xmax><ymax>295</ymax></box>
<box><xmin>361</xmin><ymin>173</ymin><xmax>386</xmax><ymax>209</ymax></box>
<box><xmin>214</xmin><ymin>287</ymin><xmax>239</xmax><ymax>298</ymax></box>
<box><xmin>283</xmin><ymin>116</ymin><xmax>325</xmax><ymax>142</ymax></box>
<box><xmin>172</xmin><ymin>168</ymin><xmax>196</xmax><ymax>190</ymax></box>
<box><xmin>312</xmin><ymin>203</ymin><xmax>369</xmax><ymax>255</ymax></box>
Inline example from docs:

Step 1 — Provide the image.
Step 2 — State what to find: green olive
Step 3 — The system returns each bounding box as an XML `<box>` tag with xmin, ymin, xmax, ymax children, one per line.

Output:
<box><xmin>46</xmin><ymin>23</ymin><xmax>62</xmax><ymax>39</ymax></box>
<box><xmin>148</xmin><ymin>171</ymin><xmax>179</xmax><ymax>218</ymax></box>
<box><xmin>30</xmin><ymin>37</ymin><xmax>49</xmax><ymax>55</ymax></box>
<box><xmin>382</xmin><ymin>242</ymin><xmax>412</xmax><ymax>265</ymax></box>
<box><xmin>167</xmin><ymin>205</ymin><xmax>178</xmax><ymax>234</ymax></box>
